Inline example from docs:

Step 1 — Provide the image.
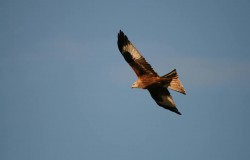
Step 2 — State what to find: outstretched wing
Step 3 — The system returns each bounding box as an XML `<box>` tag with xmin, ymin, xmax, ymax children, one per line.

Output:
<box><xmin>148</xmin><ymin>87</ymin><xmax>181</xmax><ymax>115</ymax></box>
<box><xmin>117</xmin><ymin>30</ymin><xmax>158</xmax><ymax>78</ymax></box>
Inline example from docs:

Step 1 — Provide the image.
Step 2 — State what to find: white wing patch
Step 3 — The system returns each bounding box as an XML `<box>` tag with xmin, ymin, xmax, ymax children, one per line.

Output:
<box><xmin>157</xmin><ymin>95</ymin><xmax>176</xmax><ymax>108</ymax></box>
<box><xmin>125</xmin><ymin>43</ymin><xmax>142</xmax><ymax>60</ymax></box>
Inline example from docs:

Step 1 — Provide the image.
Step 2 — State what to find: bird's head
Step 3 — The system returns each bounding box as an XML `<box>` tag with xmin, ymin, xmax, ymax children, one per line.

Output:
<box><xmin>131</xmin><ymin>81</ymin><xmax>139</xmax><ymax>88</ymax></box>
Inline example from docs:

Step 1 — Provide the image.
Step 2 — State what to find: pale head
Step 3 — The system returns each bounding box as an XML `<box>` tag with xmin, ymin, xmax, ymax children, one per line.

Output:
<box><xmin>131</xmin><ymin>81</ymin><xmax>139</xmax><ymax>88</ymax></box>
<box><xmin>131</xmin><ymin>80</ymin><xmax>143</xmax><ymax>88</ymax></box>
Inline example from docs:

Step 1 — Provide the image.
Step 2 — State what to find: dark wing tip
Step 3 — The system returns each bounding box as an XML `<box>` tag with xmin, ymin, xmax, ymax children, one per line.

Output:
<box><xmin>165</xmin><ymin>106</ymin><xmax>182</xmax><ymax>115</ymax></box>
<box><xmin>156</xmin><ymin>101</ymin><xmax>182</xmax><ymax>115</ymax></box>
<box><xmin>119</xmin><ymin>30</ymin><xmax>123</xmax><ymax>35</ymax></box>
<box><xmin>166</xmin><ymin>106</ymin><xmax>182</xmax><ymax>115</ymax></box>
<box><xmin>176</xmin><ymin>110</ymin><xmax>182</xmax><ymax>115</ymax></box>
<box><xmin>117</xmin><ymin>30</ymin><xmax>130</xmax><ymax>53</ymax></box>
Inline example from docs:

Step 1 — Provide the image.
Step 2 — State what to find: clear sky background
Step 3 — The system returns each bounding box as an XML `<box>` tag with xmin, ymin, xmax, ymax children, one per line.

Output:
<box><xmin>1</xmin><ymin>0</ymin><xmax>250</xmax><ymax>160</ymax></box>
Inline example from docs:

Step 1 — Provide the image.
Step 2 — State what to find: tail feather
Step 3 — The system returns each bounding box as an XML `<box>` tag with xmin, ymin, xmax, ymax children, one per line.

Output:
<box><xmin>162</xmin><ymin>69</ymin><xmax>186</xmax><ymax>94</ymax></box>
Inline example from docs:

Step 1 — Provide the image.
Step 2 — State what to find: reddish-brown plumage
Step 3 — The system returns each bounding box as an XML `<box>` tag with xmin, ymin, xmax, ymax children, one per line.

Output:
<box><xmin>117</xmin><ymin>30</ymin><xmax>186</xmax><ymax>115</ymax></box>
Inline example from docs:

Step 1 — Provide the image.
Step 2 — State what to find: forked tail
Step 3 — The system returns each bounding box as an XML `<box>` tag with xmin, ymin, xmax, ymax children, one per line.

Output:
<box><xmin>162</xmin><ymin>69</ymin><xmax>186</xmax><ymax>94</ymax></box>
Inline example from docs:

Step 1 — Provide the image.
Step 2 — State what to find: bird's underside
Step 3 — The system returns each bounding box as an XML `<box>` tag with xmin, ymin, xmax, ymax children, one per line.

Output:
<box><xmin>117</xmin><ymin>30</ymin><xmax>186</xmax><ymax>115</ymax></box>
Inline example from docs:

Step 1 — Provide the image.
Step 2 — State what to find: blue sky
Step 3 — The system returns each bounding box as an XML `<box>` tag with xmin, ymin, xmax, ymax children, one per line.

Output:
<box><xmin>1</xmin><ymin>0</ymin><xmax>250</xmax><ymax>159</ymax></box>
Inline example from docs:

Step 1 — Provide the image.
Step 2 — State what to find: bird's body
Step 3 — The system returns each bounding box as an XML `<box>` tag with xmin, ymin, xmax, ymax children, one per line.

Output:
<box><xmin>132</xmin><ymin>76</ymin><xmax>160</xmax><ymax>89</ymax></box>
<box><xmin>117</xmin><ymin>30</ymin><xmax>186</xmax><ymax>115</ymax></box>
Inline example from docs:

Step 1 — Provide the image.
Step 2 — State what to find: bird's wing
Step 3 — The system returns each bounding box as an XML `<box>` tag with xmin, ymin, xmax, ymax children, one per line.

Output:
<box><xmin>117</xmin><ymin>30</ymin><xmax>158</xmax><ymax>78</ymax></box>
<box><xmin>148</xmin><ymin>87</ymin><xmax>181</xmax><ymax>115</ymax></box>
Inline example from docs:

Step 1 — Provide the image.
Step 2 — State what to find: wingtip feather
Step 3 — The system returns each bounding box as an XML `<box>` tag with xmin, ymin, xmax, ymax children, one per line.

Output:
<box><xmin>169</xmin><ymin>107</ymin><xmax>182</xmax><ymax>115</ymax></box>
<box><xmin>176</xmin><ymin>111</ymin><xmax>182</xmax><ymax>115</ymax></box>
<box><xmin>117</xmin><ymin>30</ymin><xmax>130</xmax><ymax>53</ymax></box>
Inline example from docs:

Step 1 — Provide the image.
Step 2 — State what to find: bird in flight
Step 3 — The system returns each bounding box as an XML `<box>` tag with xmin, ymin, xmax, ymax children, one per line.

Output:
<box><xmin>117</xmin><ymin>30</ymin><xmax>186</xmax><ymax>115</ymax></box>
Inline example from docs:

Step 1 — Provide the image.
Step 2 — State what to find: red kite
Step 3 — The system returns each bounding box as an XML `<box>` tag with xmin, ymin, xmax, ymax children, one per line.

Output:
<box><xmin>117</xmin><ymin>30</ymin><xmax>186</xmax><ymax>115</ymax></box>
